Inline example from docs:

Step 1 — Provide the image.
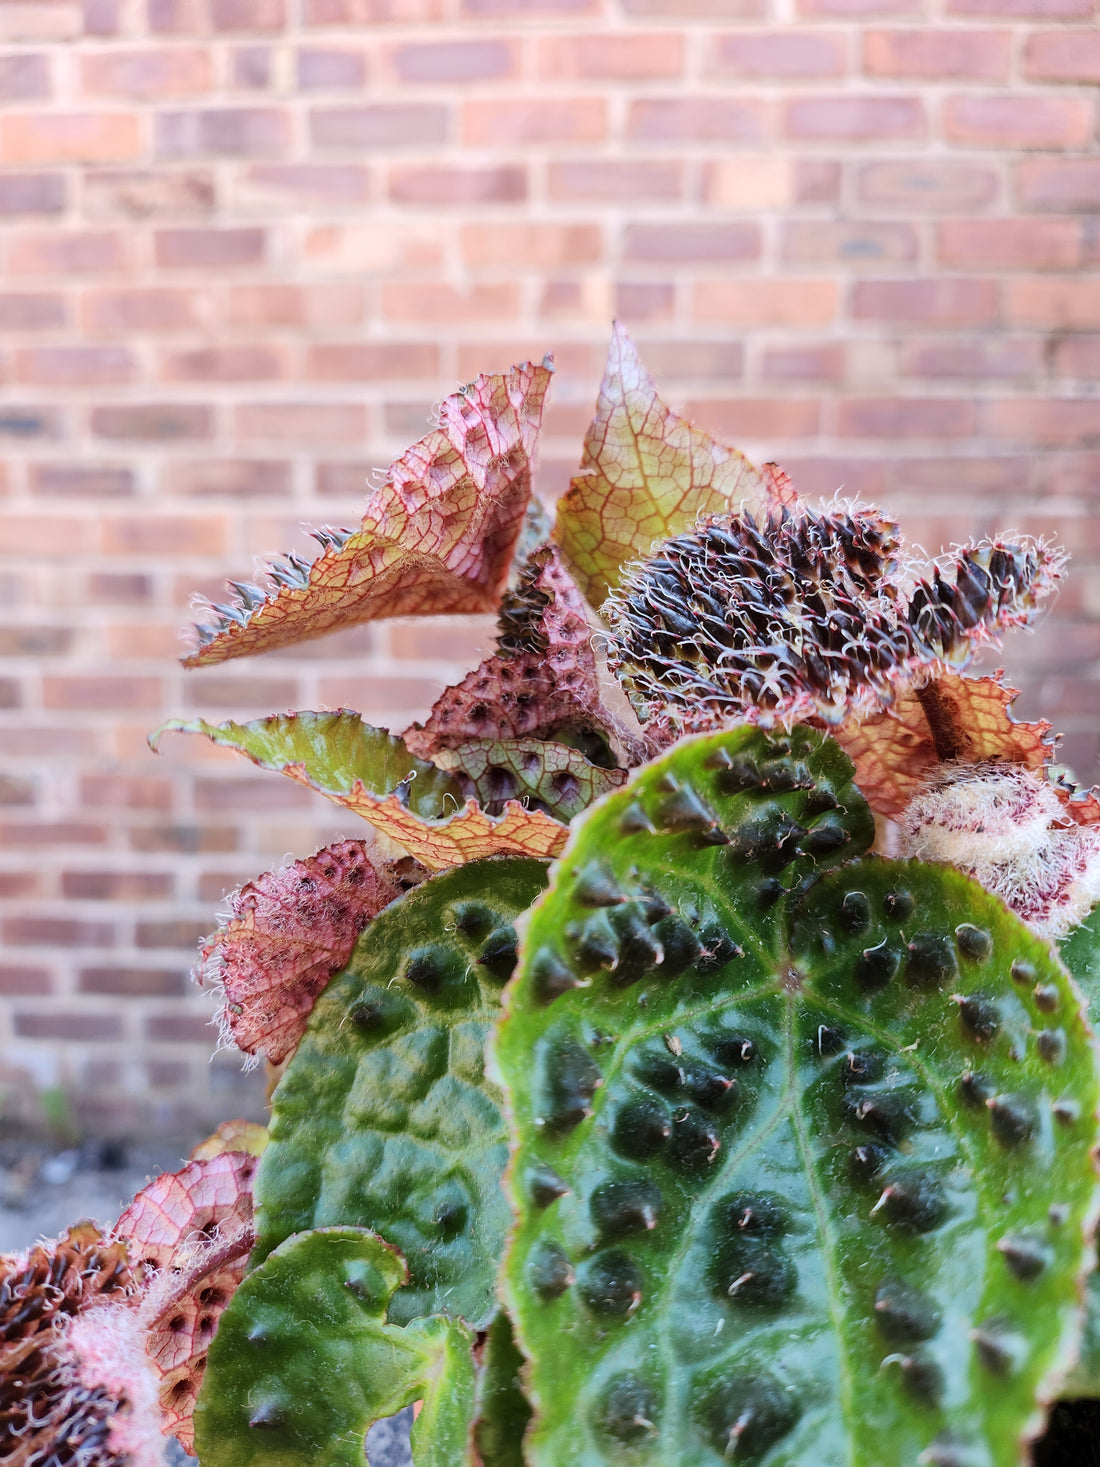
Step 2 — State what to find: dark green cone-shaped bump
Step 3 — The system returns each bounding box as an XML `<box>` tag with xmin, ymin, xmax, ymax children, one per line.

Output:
<box><xmin>193</xmin><ymin>1227</ymin><xmax>474</xmax><ymax>1467</ymax></box>
<box><xmin>496</xmin><ymin>725</ymin><xmax>1100</xmax><ymax>1467</ymax></box>
<box><xmin>252</xmin><ymin>856</ymin><xmax>548</xmax><ymax>1328</ymax></box>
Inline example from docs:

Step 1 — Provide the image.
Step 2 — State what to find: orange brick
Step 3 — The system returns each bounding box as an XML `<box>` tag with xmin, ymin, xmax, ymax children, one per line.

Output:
<box><xmin>1</xmin><ymin>110</ymin><xmax>141</xmax><ymax>164</ymax></box>
<box><xmin>538</xmin><ymin>33</ymin><xmax>685</xmax><ymax>80</ymax></box>
<box><xmin>382</xmin><ymin>280</ymin><xmax>521</xmax><ymax>323</ymax></box>
<box><xmin>693</xmin><ymin>279</ymin><xmax>838</xmax><ymax>326</ymax></box>
<box><xmin>102</xmin><ymin>515</ymin><xmax>227</xmax><ymax>554</ymax></box>
<box><xmin>159</xmin><ymin>343</ymin><xmax>287</xmax><ymax>381</ymax></box>
<box><xmin>307</xmin><ymin>342</ymin><xmax>439</xmax><ymax>380</ymax></box>
<box><xmin>9</xmin><ymin>228</ymin><xmax>126</xmax><ymax>275</ymax></box>
<box><xmin>463</xmin><ymin>97</ymin><xmax>606</xmax><ymax>146</ymax></box>
<box><xmin>838</xmin><ymin>398</ymin><xmax>977</xmax><ymax>438</ymax></box>
<box><xmin>234</xmin><ymin>401</ymin><xmax>368</xmax><ymax>441</ymax></box>
<box><xmin>224</xmin><ymin>282</ymin><xmax>365</xmax><ymax>329</ymax></box>
<box><xmin>82</xmin><ymin>287</ymin><xmax>203</xmax><ymax>333</ymax></box>
<box><xmin>943</xmin><ymin>95</ymin><xmax>1091</xmax><ymax>149</ymax></box>
<box><xmin>936</xmin><ymin>218</ymin><xmax>1081</xmax><ymax>270</ymax></box>
<box><xmin>1005</xmin><ymin>279</ymin><xmax>1100</xmax><ymax>329</ymax></box>
<box><xmin>684</xmin><ymin>398</ymin><xmax>822</xmax><ymax>440</ymax></box>
<box><xmin>1016</xmin><ymin>159</ymin><xmax>1100</xmax><ymax>214</ymax></box>
<box><xmin>982</xmin><ymin>398</ymin><xmax>1100</xmax><ymax>445</ymax></box>
<box><xmin>461</xmin><ymin>222</ymin><xmax>602</xmax><ymax>270</ymax></box>
<box><xmin>44</xmin><ymin>675</ymin><xmax>162</xmax><ymax>710</ymax></box>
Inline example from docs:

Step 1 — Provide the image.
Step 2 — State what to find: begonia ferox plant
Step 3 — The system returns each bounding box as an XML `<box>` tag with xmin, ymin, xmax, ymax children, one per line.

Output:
<box><xmin>5</xmin><ymin>323</ymin><xmax>1100</xmax><ymax>1467</ymax></box>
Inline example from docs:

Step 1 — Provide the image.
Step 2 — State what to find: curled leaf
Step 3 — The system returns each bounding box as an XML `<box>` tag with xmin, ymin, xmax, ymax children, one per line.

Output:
<box><xmin>191</xmin><ymin>1120</ymin><xmax>270</xmax><ymax>1161</ymax></box>
<box><xmin>351</xmin><ymin>793</ymin><xmax>568</xmax><ymax>869</ymax></box>
<box><xmin>433</xmin><ymin>738</ymin><xmax>628</xmax><ymax>822</ymax></box>
<box><xmin>198</xmin><ymin>840</ymin><xmax>402</xmax><ymax>1065</ymax></box>
<box><xmin>185</xmin><ymin>358</ymin><xmax>553</xmax><ymax>666</ymax></box>
<box><xmin>553</xmin><ymin>323</ymin><xmax>774</xmax><ymax>607</ymax></box>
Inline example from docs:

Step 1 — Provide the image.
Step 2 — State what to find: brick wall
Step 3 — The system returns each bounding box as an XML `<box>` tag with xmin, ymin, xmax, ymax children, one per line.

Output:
<box><xmin>1</xmin><ymin>0</ymin><xmax>1097</xmax><ymax>1139</ymax></box>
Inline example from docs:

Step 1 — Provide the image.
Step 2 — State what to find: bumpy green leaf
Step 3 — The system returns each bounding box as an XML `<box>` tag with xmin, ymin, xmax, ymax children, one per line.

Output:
<box><xmin>432</xmin><ymin>738</ymin><xmax>628</xmax><ymax>822</ymax></box>
<box><xmin>193</xmin><ymin>1227</ymin><xmax>474</xmax><ymax>1467</ymax></box>
<box><xmin>1060</xmin><ymin>905</ymin><xmax>1100</xmax><ymax>1009</ymax></box>
<box><xmin>497</xmin><ymin>726</ymin><xmax>1100</xmax><ymax>1467</ymax></box>
<box><xmin>252</xmin><ymin>856</ymin><xmax>548</xmax><ymax>1330</ymax></box>
<box><xmin>471</xmin><ymin>1311</ymin><xmax>532</xmax><ymax>1467</ymax></box>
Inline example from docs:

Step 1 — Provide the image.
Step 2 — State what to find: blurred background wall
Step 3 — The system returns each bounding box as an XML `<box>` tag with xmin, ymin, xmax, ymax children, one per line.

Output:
<box><xmin>0</xmin><ymin>0</ymin><xmax>1097</xmax><ymax>1140</ymax></box>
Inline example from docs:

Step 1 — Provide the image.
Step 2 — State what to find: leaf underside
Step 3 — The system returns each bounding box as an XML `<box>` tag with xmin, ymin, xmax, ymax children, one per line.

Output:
<box><xmin>251</xmin><ymin>856</ymin><xmax>549</xmax><ymax>1330</ymax></box>
<box><xmin>433</xmin><ymin>738</ymin><xmax>628</xmax><ymax>822</ymax></box>
<box><xmin>497</xmin><ymin>726</ymin><xmax>1100</xmax><ymax>1467</ymax></box>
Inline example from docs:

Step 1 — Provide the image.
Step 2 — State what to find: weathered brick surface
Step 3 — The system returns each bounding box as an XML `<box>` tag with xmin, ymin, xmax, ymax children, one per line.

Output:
<box><xmin>1</xmin><ymin>0</ymin><xmax>1098</xmax><ymax>1140</ymax></box>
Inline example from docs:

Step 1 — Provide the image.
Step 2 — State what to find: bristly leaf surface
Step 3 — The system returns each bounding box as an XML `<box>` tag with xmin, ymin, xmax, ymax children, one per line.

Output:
<box><xmin>496</xmin><ymin>727</ymin><xmax>1100</xmax><ymax>1467</ymax></box>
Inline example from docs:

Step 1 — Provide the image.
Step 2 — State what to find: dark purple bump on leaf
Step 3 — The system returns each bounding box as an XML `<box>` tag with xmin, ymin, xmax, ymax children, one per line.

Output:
<box><xmin>611</xmin><ymin>1096</ymin><xmax>672</xmax><ymax>1160</ymax></box>
<box><xmin>1011</xmin><ymin>959</ymin><xmax>1037</xmax><ymax>986</ymax></box>
<box><xmin>1036</xmin><ymin>1028</ymin><xmax>1067</xmax><ymax>1065</ymax></box>
<box><xmin>656</xmin><ymin>771</ymin><xmax>678</xmax><ymax>794</ymax></box>
<box><xmin>715</xmin><ymin>757</ymin><xmax>764</xmax><ymax>795</ymax></box>
<box><xmin>529</xmin><ymin>1238</ymin><xmax>575</xmax><ymax>1300</ymax></box>
<box><xmin>598</xmin><ymin>1374</ymin><xmax>659</xmax><ymax>1445</ymax></box>
<box><xmin>839</xmin><ymin>890</ymin><xmax>872</xmax><ymax>935</ymax></box>
<box><xmin>248</xmin><ymin>1401</ymin><xmax>289</xmax><ymax>1430</ymax></box>
<box><xmin>799</xmin><ymin>817</ymin><xmax>849</xmax><ymax>857</ymax></box>
<box><xmin>610</xmin><ymin>908</ymin><xmax>664</xmax><ymax>983</ymax></box>
<box><xmin>888</xmin><ymin>1352</ymin><xmax>945</xmax><ymax>1408</ymax></box>
<box><xmin>855</xmin><ymin>938</ymin><xmax>902</xmax><ymax>991</ymax></box>
<box><xmin>720</xmin><ymin>1191</ymin><xmax>790</xmax><ymax>1239</ymax></box>
<box><xmin>954</xmin><ymin>994</ymin><xmax>1000</xmax><ymax>1042</ymax></box>
<box><xmin>874</xmin><ymin>1280</ymin><xmax>941</xmax><ymax>1344</ymax></box>
<box><xmin>883</xmin><ymin>889</ymin><xmax>914</xmax><ymax>921</ymax></box>
<box><xmin>997</xmin><ymin>1233</ymin><xmax>1048</xmax><ymax>1281</ymax></box>
<box><xmin>758</xmin><ymin>759</ymin><xmax>810</xmax><ymax>793</ymax></box>
<box><xmin>958</xmin><ymin>1071</ymin><xmax>994</xmax><ymax>1108</ymax></box>
<box><xmin>1052</xmin><ymin>1098</ymin><xmax>1080</xmax><ymax>1126</ymax></box>
<box><xmin>450</xmin><ymin>899</ymin><xmax>495</xmax><ymax>940</ymax></box>
<box><xmin>715</xmin><ymin>1240</ymin><xmax>797</xmax><ymax>1309</ymax></box>
<box><xmin>657</xmin><ymin>784</ymin><xmax>724</xmax><ymax>839</ymax></box>
<box><xmin>619</xmin><ymin>802</ymin><xmax>656</xmax><ymax>836</ymax></box>
<box><xmin>576</xmin><ymin>911</ymin><xmax>620</xmax><ymax>972</ymax></box>
<box><xmin>987</xmin><ymin>1092</ymin><xmax>1039</xmax><ymax>1148</ymax></box>
<box><xmin>531</xmin><ymin>947</ymin><xmax>582</xmax><ymax>1004</ymax></box>
<box><xmin>590</xmin><ymin>1178</ymin><xmax>664</xmax><ymax>1239</ymax></box>
<box><xmin>756</xmin><ymin>877</ymin><xmax>785</xmax><ymax>909</ymax></box>
<box><xmin>528</xmin><ymin>1162</ymin><xmax>570</xmax><ymax>1208</ymax></box>
<box><xmin>804</xmin><ymin>786</ymin><xmax>840</xmax><ymax>817</ymax></box>
<box><xmin>349</xmin><ymin>1000</ymin><xmax>386</xmax><ymax>1033</ymax></box>
<box><xmin>694</xmin><ymin>923</ymin><xmax>742</xmax><ymax>975</ymax></box>
<box><xmin>703</xmin><ymin>1373</ymin><xmax>800</xmax><ymax>1462</ymax></box>
<box><xmin>815</xmin><ymin>1024</ymin><xmax>846</xmax><ymax>1058</ymax></box>
<box><xmin>954</xmin><ymin>924</ymin><xmax>993</xmax><ymax>964</ymax></box>
<box><xmin>870</xmin><ymin>1172</ymin><xmax>949</xmax><ymax>1234</ymax></box>
<box><xmin>849</xmin><ymin>1144</ymin><xmax>890</xmax><ymax>1188</ymax></box>
<box><xmin>653</xmin><ymin>915</ymin><xmax>703</xmax><ymax>976</ymax></box>
<box><xmin>477</xmin><ymin>925</ymin><xmax>519</xmax><ymax>983</ymax></box>
<box><xmin>669</xmin><ymin>1109</ymin><xmax>721</xmax><ymax>1170</ymax></box>
<box><xmin>1033</xmin><ymin>984</ymin><xmax>1059</xmax><ymax>1014</ymax></box>
<box><xmin>573</xmin><ymin>861</ymin><xmax>626</xmax><ymax>908</ymax></box>
<box><xmin>906</xmin><ymin>933</ymin><xmax>959</xmax><ymax>989</ymax></box>
<box><xmin>404</xmin><ymin>944</ymin><xmax>456</xmax><ymax>993</ymax></box>
<box><xmin>578</xmin><ymin>1250</ymin><xmax>644</xmax><ymax>1318</ymax></box>
<box><xmin>971</xmin><ymin>1321</ymin><xmax>1024</xmax><ymax>1376</ymax></box>
<box><xmin>843</xmin><ymin>1049</ymin><xmax>886</xmax><ymax>1085</ymax></box>
<box><xmin>541</xmin><ymin>1037</ymin><xmax>602</xmax><ymax>1134</ymax></box>
<box><xmin>707</xmin><ymin>1033</ymin><xmax>758</xmax><ymax>1069</ymax></box>
<box><xmin>846</xmin><ymin>1091</ymin><xmax>918</xmax><ymax>1145</ymax></box>
<box><xmin>635</xmin><ymin>1049</ymin><xmax>684</xmax><ymax>1095</ymax></box>
<box><xmin>682</xmin><ymin>1063</ymin><xmax>736</xmax><ymax>1112</ymax></box>
<box><xmin>704</xmin><ymin>746</ymin><xmax>734</xmax><ymax>772</ymax></box>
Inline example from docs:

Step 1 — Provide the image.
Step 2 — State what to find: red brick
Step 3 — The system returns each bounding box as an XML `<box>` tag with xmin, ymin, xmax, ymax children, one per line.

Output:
<box><xmin>91</xmin><ymin>404</ymin><xmax>214</xmax><ymax>440</ymax></box>
<box><xmin>155</xmin><ymin>226</ymin><xmax>265</xmax><ymax>268</ymax></box>
<box><xmin>838</xmin><ymin>398</ymin><xmax>977</xmax><ymax>438</ymax></box>
<box><xmin>0</xmin><ymin>404</ymin><xmax>61</xmax><ymax>438</ymax></box>
<box><xmin>15</xmin><ymin>345</ymin><xmax>134</xmax><ymax>385</ymax></box>
<box><xmin>947</xmin><ymin>0</ymin><xmax>1091</xmax><ymax>16</ymax></box>
<box><xmin>232</xmin><ymin>45</ymin><xmax>271</xmax><ymax>87</ymax></box>
<box><xmin>549</xmin><ymin>159</ymin><xmax>681</xmax><ymax>202</ymax></box>
<box><xmin>628</xmin><ymin>97</ymin><xmax>768</xmax><ymax>145</ymax></box>
<box><xmin>44</xmin><ymin>675</ymin><xmax>161</xmax><ymax>710</ymax></box>
<box><xmin>225</xmin><ymin>282</ymin><xmax>364</xmax><ymax>328</ymax></box>
<box><xmin>82</xmin><ymin>168</ymin><xmax>216</xmax><ymax>219</ymax></box>
<box><xmin>316</xmin><ymin>460</ymin><xmax>372</xmax><ymax>496</ymax></box>
<box><xmin>0</xmin><ymin>818</ymin><xmax>108</xmax><ymax>844</ymax></box>
<box><xmin>463</xmin><ymin>98</ymin><xmax>605</xmax><ymax>146</ymax></box>
<box><xmin>165</xmin><ymin>459</ymin><xmax>292</xmax><ymax>496</ymax></box>
<box><xmin>857</xmin><ymin>160</ymin><xmax>998</xmax><ymax>213</ymax></box>
<box><xmin>632</xmin><ymin>341</ymin><xmax>744</xmax><ymax>380</ymax></box>
<box><xmin>852</xmin><ymin>278</ymin><xmax>999</xmax><ymax>326</ymax></box>
<box><xmin>798</xmin><ymin>0</ymin><xmax>918</xmax><ymax>12</ymax></box>
<box><xmin>0</xmin><ymin>774</ymin><xmax>35</xmax><ymax>804</ymax></box>
<box><xmin>156</xmin><ymin>107</ymin><xmax>289</xmax><ymax>158</ymax></box>
<box><xmin>195</xmin><ymin>775</ymin><xmax>314</xmax><ymax>810</ymax></box>
<box><xmin>886</xmin><ymin>457</ymin><xmax>1030</xmax><ymax>498</ymax></box>
<box><xmin>30</xmin><ymin>464</ymin><xmax>133</xmax><ymax>495</ymax></box>
<box><xmin>684</xmin><ymin>399</ymin><xmax>821</xmax><ymax>440</ymax></box>
<box><xmin>0</xmin><ymin>624</ymin><xmax>72</xmax><ymax>653</ymax></box>
<box><xmin>0</xmin><ymin>52</ymin><xmax>52</xmax><ymax>97</ymax></box>
<box><xmin>16</xmin><ymin>1012</ymin><xmax>122</xmax><ymax>1040</ymax></box>
<box><xmin>780</xmin><ymin>221</ymin><xmax>918</xmax><ymax>266</ymax></box>
<box><xmin>620</xmin><ymin>0</ymin><xmax>765</xmax><ymax>12</ymax></box>
<box><xmin>145</xmin><ymin>1013</ymin><xmax>212</xmax><ymax>1043</ymax></box>
<box><xmin>1</xmin><ymin>111</ymin><xmax>141</xmax><ymax>164</ymax></box>
<box><xmin>795</xmin><ymin>161</ymin><xmax>842</xmax><ymax>203</ymax></box>
<box><xmin>389</xmin><ymin>164</ymin><xmax>525</xmax><ymax>206</ymax></box>
<box><xmin>103</xmin><ymin>514</ymin><xmax>225</xmax><ymax>553</ymax></box>
<box><xmin>317</xmin><ymin>674</ymin><xmax>445</xmax><ymax>712</ymax></box>
<box><xmin>899</xmin><ymin>336</ymin><xmax>1045</xmax><ymax>380</ymax></box>
<box><xmin>1024</xmin><ymin>29</ymin><xmax>1100</xmax><ymax>82</ymax></box>
<box><xmin>82</xmin><ymin>287</ymin><xmax>201</xmax><ymax>333</ymax></box>
<box><xmin>0</xmin><ymin>172</ymin><xmax>65</xmax><ymax>214</ymax></box>
<box><xmin>129</xmin><ymin>824</ymin><xmax>237</xmax><ymax>853</ymax></box>
<box><xmin>63</xmin><ymin>871</ymin><xmax>173</xmax><ymax>899</ymax></box>
<box><xmin>943</xmin><ymin>95</ymin><xmax>1091</xmax><ymax>149</ymax></box>
<box><xmin>392</xmin><ymin>38</ymin><xmax>515</xmax><ymax>82</ymax></box>
<box><xmin>863</xmin><ymin>29</ymin><xmax>1009</xmax><ymax>79</ymax></box>
<box><xmin>88</xmin><ymin>571</ymin><xmax>154</xmax><ymax>603</ymax></box>
<box><xmin>706</xmin><ymin>31</ymin><xmax>846</xmax><ymax>78</ymax></box>
<box><xmin>310</xmin><ymin>104</ymin><xmax>448</xmax><ymax>151</ymax></box>
<box><xmin>84</xmin><ymin>0</ymin><xmax>120</xmax><ymax>33</ymax></box>
<box><xmin>693</xmin><ymin>279</ymin><xmax>838</xmax><ymax>326</ymax></box>
<box><xmin>0</xmin><ymin>966</ymin><xmax>53</xmax><ymax>995</ymax></box>
<box><xmin>148</xmin><ymin>0</ymin><xmax>202</xmax><ymax>32</ymax></box>
<box><xmin>304</xmin><ymin>0</ymin><xmax>446</xmax><ymax>22</ymax></box>
<box><xmin>937</xmin><ymin>218</ymin><xmax>1080</xmax><ymax>270</ymax></box>
<box><xmin>784</xmin><ymin>95</ymin><xmax>925</xmax><ymax>142</ymax></box>
<box><xmin>211</xmin><ymin>0</ymin><xmax>285</xmax><ymax>24</ymax></box>
<box><xmin>241</xmin><ymin>163</ymin><xmax>371</xmax><ymax>205</ymax></box>
<box><xmin>381</xmin><ymin>280</ymin><xmax>518</xmax><ymax>325</ymax></box>
<box><xmin>461</xmin><ymin>223</ymin><xmax>601</xmax><ymax>270</ymax></box>
<box><xmin>5</xmin><ymin>915</ymin><xmax>114</xmax><ymax>946</ymax></box>
<box><xmin>539</xmin><ymin>33</ymin><xmax>684</xmax><ymax>80</ymax></box>
<box><xmin>308</xmin><ymin>342</ymin><xmax>439</xmax><ymax>380</ymax></box>
<box><xmin>1005</xmin><ymin>279</ymin><xmax>1100</xmax><ymax>328</ymax></box>
<box><xmin>182</xmin><ymin>673</ymin><xmax>300</xmax><ymax>709</ymax></box>
<box><xmin>761</xmin><ymin>344</ymin><xmax>845</xmax><ymax>382</ymax></box>
<box><xmin>160</xmin><ymin>344</ymin><xmax>286</xmax><ymax>381</ymax></box>
<box><xmin>0</xmin><ymin>292</ymin><xmax>66</xmax><ymax>328</ymax></box>
<box><xmin>80</xmin><ymin>967</ymin><xmax>185</xmax><ymax>995</ymax></box>
<box><xmin>982</xmin><ymin>399</ymin><xmax>1100</xmax><ymax>446</ymax></box>
<box><xmin>1053</xmin><ymin>337</ymin><xmax>1100</xmax><ymax>378</ymax></box>
<box><xmin>235</xmin><ymin>401</ymin><xmax>367</xmax><ymax>442</ymax></box>
<box><xmin>135</xmin><ymin>918</ymin><xmax>209</xmax><ymax>948</ymax></box>
<box><xmin>624</xmin><ymin>222</ymin><xmax>760</xmax><ymax>264</ymax></box>
<box><xmin>0</xmin><ymin>680</ymin><xmax>22</xmax><ymax>709</ymax></box>
<box><xmin>9</xmin><ymin>229</ymin><xmax>126</xmax><ymax>275</ymax></box>
<box><xmin>1016</xmin><ymin>159</ymin><xmax>1100</xmax><ymax>214</ymax></box>
<box><xmin>80</xmin><ymin>47</ymin><xmax>211</xmax><ymax>96</ymax></box>
<box><xmin>296</xmin><ymin>47</ymin><xmax>366</xmax><ymax>89</ymax></box>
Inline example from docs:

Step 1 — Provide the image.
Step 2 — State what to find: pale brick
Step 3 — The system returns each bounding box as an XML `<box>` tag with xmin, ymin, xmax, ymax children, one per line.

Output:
<box><xmin>1</xmin><ymin>110</ymin><xmax>141</xmax><ymax>163</ymax></box>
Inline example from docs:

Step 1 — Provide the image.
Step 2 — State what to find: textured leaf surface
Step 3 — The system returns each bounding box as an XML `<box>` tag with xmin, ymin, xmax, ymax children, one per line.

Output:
<box><xmin>1061</xmin><ymin>906</ymin><xmax>1100</xmax><ymax>1008</ymax></box>
<box><xmin>835</xmin><ymin>672</ymin><xmax>1053</xmax><ymax>821</ymax></box>
<box><xmin>253</xmin><ymin>857</ymin><xmax>548</xmax><ymax>1329</ymax></box>
<box><xmin>497</xmin><ymin>727</ymin><xmax>1100</xmax><ymax>1467</ymax></box>
<box><xmin>185</xmin><ymin>359</ymin><xmax>552</xmax><ymax>666</ymax></box>
<box><xmin>433</xmin><ymin>738</ymin><xmax>627</xmax><ymax>822</ymax></box>
<box><xmin>471</xmin><ymin>1311</ymin><xmax>532</xmax><ymax>1467</ymax></box>
<box><xmin>197</xmin><ymin>840</ymin><xmax>402</xmax><ymax>1065</ymax></box>
<box><xmin>554</xmin><ymin>323</ymin><xmax>768</xmax><ymax>608</ymax></box>
<box><xmin>193</xmin><ymin>1227</ymin><xmax>474</xmax><ymax>1467</ymax></box>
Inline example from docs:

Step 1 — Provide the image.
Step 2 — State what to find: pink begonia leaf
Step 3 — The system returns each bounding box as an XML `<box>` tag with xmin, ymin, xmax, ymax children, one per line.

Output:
<box><xmin>553</xmin><ymin>323</ymin><xmax>780</xmax><ymax>608</ymax></box>
<box><xmin>198</xmin><ymin>839</ymin><xmax>402</xmax><ymax>1065</ymax></box>
<box><xmin>185</xmin><ymin>358</ymin><xmax>553</xmax><ymax>666</ymax></box>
